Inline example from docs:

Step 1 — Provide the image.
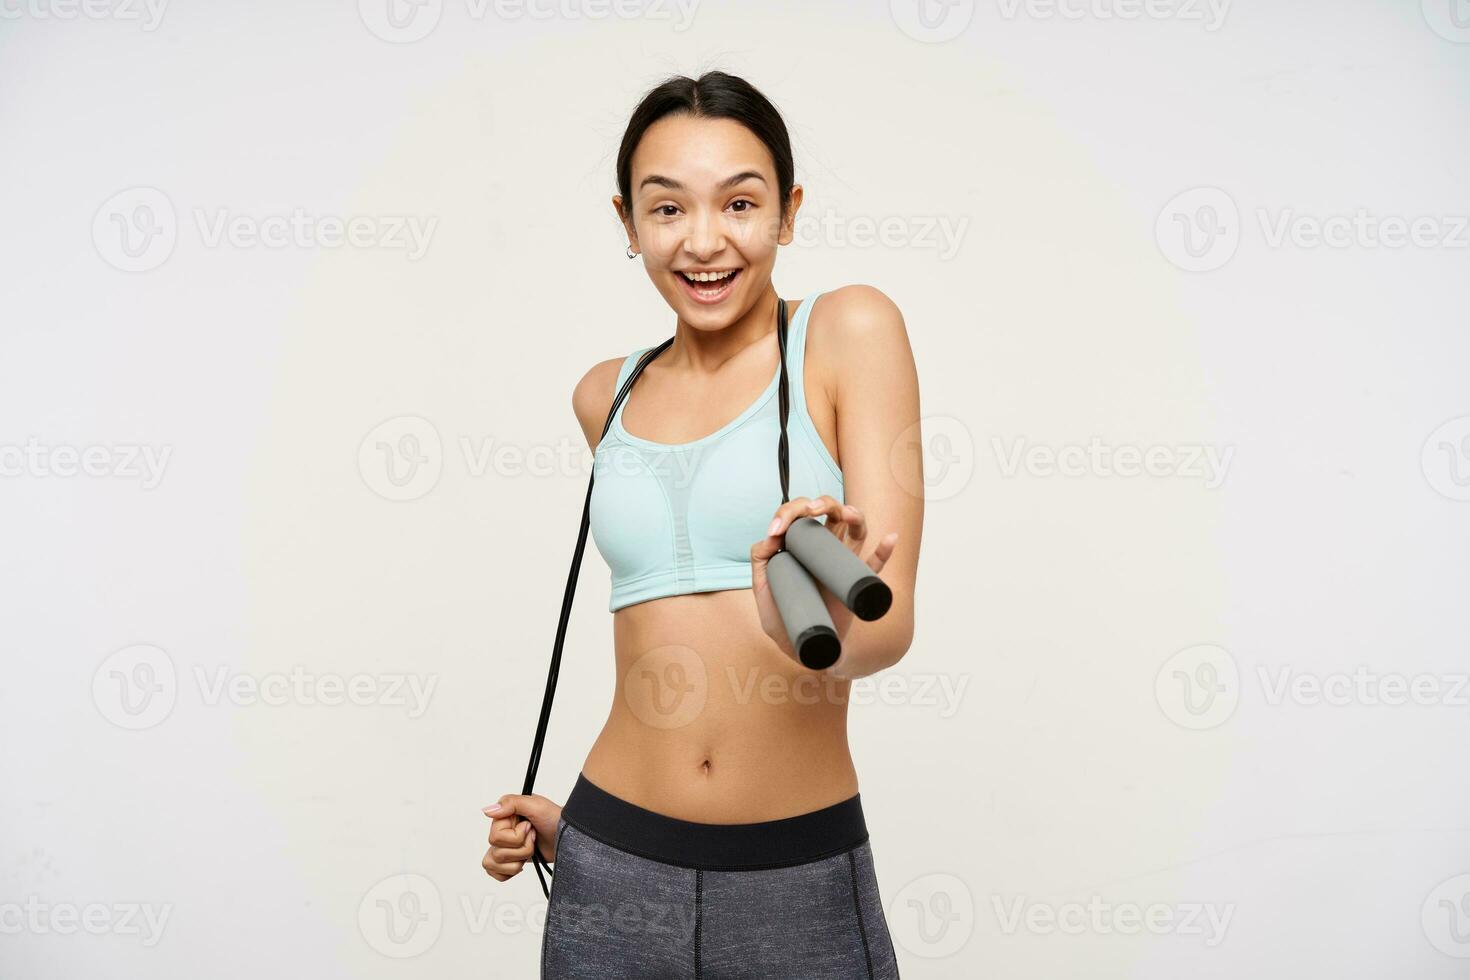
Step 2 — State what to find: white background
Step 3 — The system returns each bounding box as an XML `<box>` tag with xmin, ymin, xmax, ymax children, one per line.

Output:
<box><xmin>2</xmin><ymin>1</ymin><xmax>1469</xmax><ymax>977</ymax></box>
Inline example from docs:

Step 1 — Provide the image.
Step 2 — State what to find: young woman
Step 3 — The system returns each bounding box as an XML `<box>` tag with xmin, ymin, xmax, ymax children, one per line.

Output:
<box><xmin>482</xmin><ymin>71</ymin><xmax>923</xmax><ymax>979</ymax></box>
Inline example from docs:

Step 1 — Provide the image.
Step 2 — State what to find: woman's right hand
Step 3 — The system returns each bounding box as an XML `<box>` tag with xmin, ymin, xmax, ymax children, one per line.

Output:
<box><xmin>481</xmin><ymin>793</ymin><xmax>562</xmax><ymax>882</ymax></box>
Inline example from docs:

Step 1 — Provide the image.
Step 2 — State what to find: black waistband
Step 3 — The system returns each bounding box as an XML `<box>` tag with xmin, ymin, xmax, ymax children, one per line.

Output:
<box><xmin>559</xmin><ymin>772</ymin><xmax>869</xmax><ymax>872</ymax></box>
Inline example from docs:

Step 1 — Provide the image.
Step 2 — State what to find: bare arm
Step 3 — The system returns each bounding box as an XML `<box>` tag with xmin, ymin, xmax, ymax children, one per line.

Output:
<box><xmin>820</xmin><ymin>284</ymin><xmax>924</xmax><ymax>678</ymax></box>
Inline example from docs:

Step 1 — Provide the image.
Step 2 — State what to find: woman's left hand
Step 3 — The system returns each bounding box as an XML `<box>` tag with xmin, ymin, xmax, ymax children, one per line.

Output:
<box><xmin>750</xmin><ymin>496</ymin><xmax>899</xmax><ymax>669</ymax></box>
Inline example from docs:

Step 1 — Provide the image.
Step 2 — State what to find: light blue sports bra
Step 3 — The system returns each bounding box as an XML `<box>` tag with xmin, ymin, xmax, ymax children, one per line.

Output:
<box><xmin>589</xmin><ymin>292</ymin><xmax>844</xmax><ymax>611</ymax></box>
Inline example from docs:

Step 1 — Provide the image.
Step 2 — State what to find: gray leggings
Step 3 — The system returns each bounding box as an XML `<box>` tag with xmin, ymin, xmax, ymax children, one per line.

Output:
<box><xmin>540</xmin><ymin>774</ymin><xmax>901</xmax><ymax>979</ymax></box>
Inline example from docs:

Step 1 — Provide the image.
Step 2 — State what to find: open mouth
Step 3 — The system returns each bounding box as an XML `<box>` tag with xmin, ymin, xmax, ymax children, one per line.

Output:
<box><xmin>677</xmin><ymin>268</ymin><xmax>742</xmax><ymax>303</ymax></box>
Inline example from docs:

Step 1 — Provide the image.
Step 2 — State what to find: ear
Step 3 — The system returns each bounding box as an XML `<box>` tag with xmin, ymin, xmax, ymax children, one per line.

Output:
<box><xmin>611</xmin><ymin>195</ymin><xmax>638</xmax><ymax>251</ymax></box>
<box><xmin>776</xmin><ymin>184</ymin><xmax>804</xmax><ymax>247</ymax></box>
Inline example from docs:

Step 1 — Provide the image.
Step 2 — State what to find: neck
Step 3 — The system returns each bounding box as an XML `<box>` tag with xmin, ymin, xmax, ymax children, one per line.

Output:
<box><xmin>665</xmin><ymin>287</ymin><xmax>782</xmax><ymax>375</ymax></box>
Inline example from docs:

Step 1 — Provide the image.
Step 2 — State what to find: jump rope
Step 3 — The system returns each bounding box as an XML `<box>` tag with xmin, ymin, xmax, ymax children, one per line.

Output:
<box><xmin>518</xmin><ymin>296</ymin><xmax>891</xmax><ymax>899</ymax></box>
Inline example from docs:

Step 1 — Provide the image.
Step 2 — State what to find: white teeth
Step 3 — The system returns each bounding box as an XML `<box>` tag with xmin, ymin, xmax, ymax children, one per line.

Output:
<box><xmin>682</xmin><ymin>270</ymin><xmax>736</xmax><ymax>283</ymax></box>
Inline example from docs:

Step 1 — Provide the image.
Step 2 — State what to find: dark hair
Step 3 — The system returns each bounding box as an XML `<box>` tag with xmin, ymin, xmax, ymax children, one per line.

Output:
<box><xmin>615</xmin><ymin>70</ymin><xmax>795</xmax><ymax>221</ymax></box>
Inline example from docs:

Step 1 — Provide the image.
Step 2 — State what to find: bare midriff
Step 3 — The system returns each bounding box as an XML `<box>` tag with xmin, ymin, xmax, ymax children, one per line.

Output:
<box><xmin>580</xmin><ymin>587</ymin><xmax>859</xmax><ymax>824</ymax></box>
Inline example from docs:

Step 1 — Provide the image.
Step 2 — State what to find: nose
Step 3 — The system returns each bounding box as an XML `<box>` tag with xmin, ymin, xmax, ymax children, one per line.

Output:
<box><xmin>684</xmin><ymin>207</ymin><xmax>727</xmax><ymax>262</ymax></box>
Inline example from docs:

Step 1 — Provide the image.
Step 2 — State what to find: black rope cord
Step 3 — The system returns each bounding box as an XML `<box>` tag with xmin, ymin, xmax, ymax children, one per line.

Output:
<box><xmin>775</xmin><ymin>297</ymin><xmax>792</xmax><ymax>508</ymax></box>
<box><xmin>520</xmin><ymin>297</ymin><xmax>791</xmax><ymax>898</ymax></box>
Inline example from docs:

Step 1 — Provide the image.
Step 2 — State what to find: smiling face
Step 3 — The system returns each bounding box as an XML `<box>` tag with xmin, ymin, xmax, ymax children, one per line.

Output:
<box><xmin>614</xmin><ymin>113</ymin><xmax>801</xmax><ymax>327</ymax></box>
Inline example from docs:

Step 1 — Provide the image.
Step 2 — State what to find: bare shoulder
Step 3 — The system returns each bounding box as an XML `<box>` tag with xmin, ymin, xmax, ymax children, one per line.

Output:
<box><xmin>807</xmin><ymin>283</ymin><xmax>915</xmax><ymax>379</ymax></box>
<box><xmin>815</xmin><ymin>283</ymin><xmax>905</xmax><ymax>328</ymax></box>
<box><xmin>571</xmin><ymin>355</ymin><xmax>628</xmax><ymax>451</ymax></box>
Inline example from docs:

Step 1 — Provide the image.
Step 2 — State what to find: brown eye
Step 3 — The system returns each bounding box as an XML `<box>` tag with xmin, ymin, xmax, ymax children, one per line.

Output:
<box><xmin>730</xmin><ymin>200</ymin><xmax>754</xmax><ymax>213</ymax></box>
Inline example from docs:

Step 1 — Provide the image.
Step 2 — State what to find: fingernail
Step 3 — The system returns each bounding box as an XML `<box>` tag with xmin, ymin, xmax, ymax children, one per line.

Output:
<box><xmin>483</xmin><ymin>804</ymin><xmax>502</xmax><ymax>815</ymax></box>
<box><xmin>768</xmin><ymin>518</ymin><xmax>781</xmax><ymax>536</ymax></box>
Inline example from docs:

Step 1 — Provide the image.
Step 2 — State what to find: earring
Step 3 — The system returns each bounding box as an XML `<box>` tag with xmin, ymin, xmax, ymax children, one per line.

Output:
<box><xmin>626</xmin><ymin>245</ymin><xmax>639</xmax><ymax>259</ymax></box>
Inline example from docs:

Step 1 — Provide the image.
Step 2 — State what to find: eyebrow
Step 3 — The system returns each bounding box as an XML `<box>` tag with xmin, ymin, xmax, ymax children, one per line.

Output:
<box><xmin>638</xmin><ymin>171</ymin><xmax>768</xmax><ymax>193</ymax></box>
